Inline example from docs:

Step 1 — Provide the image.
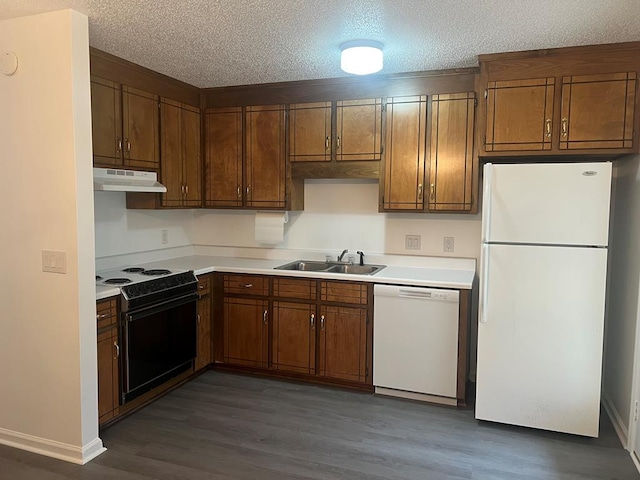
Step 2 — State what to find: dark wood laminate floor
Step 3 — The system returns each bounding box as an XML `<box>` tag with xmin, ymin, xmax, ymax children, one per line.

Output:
<box><xmin>1</xmin><ymin>371</ymin><xmax>638</xmax><ymax>480</ymax></box>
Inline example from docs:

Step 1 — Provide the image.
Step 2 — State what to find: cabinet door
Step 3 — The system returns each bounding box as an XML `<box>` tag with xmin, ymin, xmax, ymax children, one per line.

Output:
<box><xmin>245</xmin><ymin>105</ymin><xmax>287</xmax><ymax>209</ymax></box>
<box><xmin>223</xmin><ymin>297</ymin><xmax>268</xmax><ymax>368</ymax></box>
<box><xmin>336</xmin><ymin>99</ymin><xmax>383</xmax><ymax>161</ymax></box>
<box><xmin>272</xmin><ymin>302</ymin><xmax>316</xmax><ymax>374</ymax></box>
<box><xmin>380</xmin><ymin>95</ymin><xmax>427</xmax><ymax>211</ymax></box>
<box><xmin>427</xmin><ymin>93</ymin><xmax>475</xmax><ymax>212</ymax></box>
<box><xmin>204</xmin><ymin>107</ymin><xmax>243</xmax><ymax>207</ymax></box>
<box><xmin>485</xmin><ymin>77</ymin><xmax>555</xmax><ymax>152</ymax></box>
<box><xmin>97</xmin><ymin>325</ymin><xmax>119</xmax><ymax>425</ymax></box>
<box><xmin>318</xmin><ymin>306</ymin><xmax>368</xmax><ymax>383</ymax></box>
<box><xmin>91</xmin><ymin>77</ymin><xmax>122</xmax><ymax>167</ymax></box>
<box><xmin>560</xmin><ymin>72</ymin><xmax>636</xmax><ymax>150</ymax></box>
<box><xmin>289</xmin><ymin>102</ymin><xmax>332</xmax><ymax>162</ymax></box>
<box><xmin>160</xmin><ymin>100</ymin><xmax>183</xmax><ymax>206</ymax></box>
<box><xmin>122</xmin><ymin>86</ymin><xmax>160</xmax><ymax>170</ymax></box>
<box><xmin>182</xmin><ymin>105</ymin><xmax>202</xmax><ymax>206</ymax></box>
<box><xmin>196</xmin><ymin>278</ymin><xmax>212</xmax><ymax>371</ymax></box>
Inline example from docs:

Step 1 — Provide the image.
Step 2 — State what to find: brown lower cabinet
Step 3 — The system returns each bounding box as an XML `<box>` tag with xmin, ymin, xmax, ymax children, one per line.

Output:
<box><xmin>216</xmin><ymin>274</ymin><xmax>373</xmax><ymax>388</ymax></box>
<box><xmin>195</xmin><ymin>274</ymin><xmax>212</xmax><ymax>371</ymax></box>
<box><xmin>96</xmin><ymin>298</ymin><xmax>120</xmax><ymax>425</ymax></box>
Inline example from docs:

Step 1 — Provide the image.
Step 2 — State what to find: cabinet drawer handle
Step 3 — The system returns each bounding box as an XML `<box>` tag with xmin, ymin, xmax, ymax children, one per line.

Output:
<box><xmin>97</xmin><ymin>313</ymin><xmax>109</xmax><ymax>321</ymax></box>
<box><xmin>185</xmin><ymin>184</ymin><xmax>189</xmax><ymax>195</ymax></box>
<box><xmin>199</xmin><ymin>284</ymin><xmax>205</xmax><ymax>290</ymax></box>
<box><xmin>197</xmin><ymin>314</ymin><xmax>201</xmax><ymax>324</ymax></box>
<box><xmin>310</xmin><ymin>313</ymin><xmax>315</xmax><ymax>328</ymax></box>
<box><xmin>243</xmin><ymin>283</ymin><xmax>253</xmax><ymax>288</ymax></box>
<box><xmin>545</xmin><ymin>119</ymin><xmax>552</xmax><ymax>138</ymax></box>
<box><xmin>263</xmin><ymin>309</ymin><xmax>268</xmax><ymax>325</ymax></box>
<box><xmin>325</xmin><ymin>136</ymin><xmax>330</xmax><ymax>150</ymax></box>
<box><xmin>417</xmin><ymin>183</ymin><xmax>423</xmax><ymax>201</ymax></box>
<box><xmin>116</xmin><ymin>137</ymin><xmax>122</xmax><ymax>155</ymax></box>
<box><xmin>246</xmin><ymin>185</ymin><xmax>251</xmax><ymax>199</ymax></box>
<box><xmin>430</xmin><ymin>183</ymin><xmax>435</xmax><ymax>201</ymax></box>
<box><xmin>561</xmin><ymin>118</ymin><xmax>568</xmax><ymax>138</ymax></box>
<box><xmin>336</xmin><ymin>136</ymin><xmax>341</xmax><ymax>150</ymax></box>
<box><xmin>237</xmin><ymin>185</ymin><xmax>242</xmax><ymax>198</ymax></box>
<box><xmin>114</xmin><ymin>342</ymin><xmax>120</xmax><ymax>359</ymax></box>
<box><xmin>125</xmin><ymin>138</ymin><xmax>131</xmax><ymax>154</ymax></box>
<box><xmin>320</xmin><ymin>315</ymin><xmax>325</xmax><ymax>330</ymax></box>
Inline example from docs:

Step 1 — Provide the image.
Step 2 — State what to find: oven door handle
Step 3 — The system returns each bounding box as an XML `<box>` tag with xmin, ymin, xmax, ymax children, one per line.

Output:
<box><xmin>124</xmin><ymin>293</ymin><xmax>198</xmax><ymax>322</ymax></box>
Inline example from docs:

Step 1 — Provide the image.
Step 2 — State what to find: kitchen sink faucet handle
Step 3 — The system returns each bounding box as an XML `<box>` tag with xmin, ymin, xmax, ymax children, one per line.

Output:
<box><xmin>356</xmin><ymin>251</ymin><xmax>365</xmax><ymax>266</ymax></box>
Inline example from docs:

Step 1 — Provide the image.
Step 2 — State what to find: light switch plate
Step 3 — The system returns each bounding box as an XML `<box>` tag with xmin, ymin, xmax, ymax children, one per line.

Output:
<box><xmin>405</xmin><ymin>234</ymin><xmax>421</xmax><ymax>250</ymax></box>
<box><xmin>161</xmin><ymin>229</ymin><xmax>169</xmax><ymax>245</ymax></box>
<box><xmin>42</xmin><ymin>250</ymin><xmax>67</xmax><ymax>274</ymax></box>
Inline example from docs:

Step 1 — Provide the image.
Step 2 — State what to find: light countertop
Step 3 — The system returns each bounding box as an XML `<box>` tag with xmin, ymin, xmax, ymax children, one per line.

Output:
<box><xmin>96</xmin><ymin>254</ymin><xmax>475</xmax><ymax>301</ymax></box>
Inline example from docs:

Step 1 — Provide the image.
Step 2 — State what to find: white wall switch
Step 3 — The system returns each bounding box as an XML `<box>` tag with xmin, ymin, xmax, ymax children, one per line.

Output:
<box><xmin>42</xmin><ymin>250</ymin><xmax>67</xmax><ymax>274</ymax></box>
<box><xmin>161</xmin><ymin>229</ymin><xmax>169</xmax><ymax>244</ymax></box>
<box><xmin>443</xmin><ymin>236</ymin><xmax>455</xmax><ymax>253</ymax></box>
<box><xmin>405</xmin><ymin>234</ymin><xmax>421</xmax><ymax>250</ymax></box>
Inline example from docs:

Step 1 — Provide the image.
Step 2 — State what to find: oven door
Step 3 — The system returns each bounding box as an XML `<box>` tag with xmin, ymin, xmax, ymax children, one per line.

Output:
<box><xmin>121</xmin><ymin>293</ymin><xmax>197</xmax><ymax>403</ymax></box>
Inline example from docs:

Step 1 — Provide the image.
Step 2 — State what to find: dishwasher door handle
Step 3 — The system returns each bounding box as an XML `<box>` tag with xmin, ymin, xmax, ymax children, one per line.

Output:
<box><xmin>398</xmin><ymin>289</ymin><xmax>434</xmax><ymax>299</ymax></box>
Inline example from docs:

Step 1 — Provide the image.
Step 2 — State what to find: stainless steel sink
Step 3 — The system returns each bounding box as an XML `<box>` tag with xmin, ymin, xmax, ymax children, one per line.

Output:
<box><xmin>274</xmin><ymin>260</ymin><xmax>332</xmax><ymax>271</ymax></box>
<box><xmin>274</xmin><ymin>260</ymin><xmax>386</xmax><ymax>275</ymax></box>
<box><xmin>326</xmin><ymin>264</ymin><xmax>386</xmax><ymax>275</ymax></box>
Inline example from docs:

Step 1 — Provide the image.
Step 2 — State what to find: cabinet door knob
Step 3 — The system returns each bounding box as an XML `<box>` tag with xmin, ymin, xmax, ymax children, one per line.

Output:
<box><xmin>336</xmin><ymin>136</ymin><xmax>341</xmax><ymax>150</ymax></box>
<box><xmin>325</xmin><ymin>136</ymin><xmax>330</xmax><ymax>150</ymax></box>
<box><xmin>561</xmin><ymin>118</ymin><xmax>568</xmax><ymax>138</ymax></box>
<box><xmin>125</xmin><ymin>138</ymin><xmax>131</xmax><ymax>154</ymax></box>
<box><xmin>417</xmin><ymin>183</ymin><xmax>423</xmax><ymax>201</ymax></box>
<box><xmin>320</xmin><ymin>315</ymin><xmax>325</xmax><ymax>330</ymax></box>
<box><xmin>116</xmin><ymin>137</ymin><xmax>122</xmax><ymax>155</ymax></box>
<box><xmin>114</xmin><ymin>342</ymin><xmax>120</xmax><ymax>359</ymax></box>
<box><xmin>237</xmin><ymin>185</ymin><xmax>242</xmax><ymax>198</ymax></box>
<box><xmin>185</xmin><ymin>184</ymin><xmax>189</xmax><ymax>195</ymax></box>
<box><xmin>310</xmin><ymin>313</ymin><xmax>315</xmax><ymax>328</ymax></box>
<box><xmin>545</xmin><ymin>119</ymin><xmax>552</xmax><ymax>138</ymax></box>
<box><xmin>263</xmin><ymin>309</ymin><xmax>268</xmax><ymax>325</ymax></box>
<box><xmin>430</xmin><ymin>183</ymin><xmax>435</xmax><ymax>201</ymax></box>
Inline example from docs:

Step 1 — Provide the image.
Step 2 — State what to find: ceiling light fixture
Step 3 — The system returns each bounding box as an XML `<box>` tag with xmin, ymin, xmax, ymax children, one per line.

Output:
<box><xmin>340</xmin><ymin>40</ymin><xmax>383</xmax><ymax>75</ymax></box>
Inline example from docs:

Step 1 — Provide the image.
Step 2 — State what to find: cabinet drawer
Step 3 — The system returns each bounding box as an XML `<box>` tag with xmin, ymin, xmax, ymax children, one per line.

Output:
<box><xmin>197</xmin><ymin>273</ymin><xmax>211</xmax><ymax>297</ymax></box>
<box><xmin>272</xmin><ymin>277</ymin><xmax>317</xmax><ymax>301</ymax></box>
<box><xmin>224</xmin><ymin>274</ymin><xmax>268</xmax><ymax>296</ymax></box>
<box><xmin>321</xmin><ymin>281</ymin><xmax>368</xmax><ymax>305</ymax></box>
<box><xmin>96</xmin><ymin>298</ymin><xmax>117</xmax><ymax>329</ymax></box>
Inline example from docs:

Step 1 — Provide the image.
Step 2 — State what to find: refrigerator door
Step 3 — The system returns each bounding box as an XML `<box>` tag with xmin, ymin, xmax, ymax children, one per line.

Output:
<box><xmin>476</xmin><ymin>243</ymin><xmax>607</xmax><ymax>437</ymax></box>
<box><xmin>482</xmin><ymin>162</ymin><xmax>611</xmax><ymax>246</ymax></box>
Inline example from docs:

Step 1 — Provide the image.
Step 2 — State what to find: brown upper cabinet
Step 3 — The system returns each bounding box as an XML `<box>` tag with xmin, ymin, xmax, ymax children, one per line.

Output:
<box><xmin>160</xmin><ymin>98</ymin><xmax>201</xmax><ymax>208</ymax></box>
<box><xmin>91</xmin><ymin>76</ymin><xmax>160</xmax><ymax>170</ymax></box>
<box><xmin>478</xmin><ymin>42</ymin><xmax>640</xmax><ymax>157</ymax></box>
<box><xmin>289</xmin><ymin>99</ymin><xmax>383</xmax><ymax>162</ymax></box>
<box><xmin>380</xmin><ymin>93</ymin><xmax>477</xmax><ymax>213</ymax></box>
<box><xmin>379</xmin><ymin>95</ymin><xmax>427</xmax><ymax>211</ymax></box>
<box><xmin>204</xmin><ymin>105</ymin><xmax>287</xmax><ymax>209</ymax></box>
<box><xmin>428</xmin><ymin>93</ymin><xmax>476</xmax><ymax>212</ymax></box>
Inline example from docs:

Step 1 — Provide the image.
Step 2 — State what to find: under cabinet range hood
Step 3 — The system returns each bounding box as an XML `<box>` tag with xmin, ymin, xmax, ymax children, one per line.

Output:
<box><xmin>93</xmin><ymin>168</ymin><xmax>167</xmax><ymax>193</ymax></box>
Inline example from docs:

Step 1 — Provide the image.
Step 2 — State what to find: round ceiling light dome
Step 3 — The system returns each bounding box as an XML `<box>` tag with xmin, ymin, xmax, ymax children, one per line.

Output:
<box><xmin>340</xmin><ymin>40</ymin><xmax>384</xmax><ymax>75</ymax></box>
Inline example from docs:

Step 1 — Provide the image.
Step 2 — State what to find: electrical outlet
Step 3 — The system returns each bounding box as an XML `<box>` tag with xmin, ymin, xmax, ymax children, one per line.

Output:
<box><xmin>161</xmin><ymin>229</ymin><xmax>169</xmax><ymax>245</ymax></box>
<box><xmin>405</xmin><ymin>234</ymin><xmax>421</xmax><ymax>250</ymax></box>
<box><xmin>443</xmin><ymin>236</ymin><xmax>455</xmax><ymax>253</ymax></box>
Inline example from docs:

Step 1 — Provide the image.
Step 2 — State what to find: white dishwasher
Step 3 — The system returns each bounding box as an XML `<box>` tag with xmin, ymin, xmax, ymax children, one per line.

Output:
<box><xmin>373</xmin><ymin>284</ymin><xmax>460</xmax><ymax>405</ymax></box>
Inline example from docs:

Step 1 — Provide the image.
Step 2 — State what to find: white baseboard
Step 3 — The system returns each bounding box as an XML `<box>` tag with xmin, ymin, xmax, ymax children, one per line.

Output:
<box><xmin>602</xmin><ymin>389</ymin><xmax>629</xmax><ymax>449</ymax></box>
<box><xmin>0</xmin><ymin>427</ymin><xmax>106</xmax><ymax>465</ymax></box>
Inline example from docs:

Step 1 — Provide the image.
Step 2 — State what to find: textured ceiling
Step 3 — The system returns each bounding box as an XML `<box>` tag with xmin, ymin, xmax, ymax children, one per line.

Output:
<box><xmin>2</xmin><ymin>0</ymin><xmax>640</xmax><ymax>88</ymax></box>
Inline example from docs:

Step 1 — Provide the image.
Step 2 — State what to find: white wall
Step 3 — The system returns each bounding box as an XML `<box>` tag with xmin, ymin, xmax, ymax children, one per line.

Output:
<box><xmin>604</xmin><ymin>155</ymin><xmax>640</xmax><ymax>447</ymax></box>
<box><xmin>191</xmin><ymin>179</ymin><xmax>482</xmax><ymax>260</ymax></box>
<box><xmin>94</xmin><ymin>191</ymin><xmax>193</xmax><ymax>258</ymax></box>
<box><xmin>0</xmin><ymin>10</ymin><xmax>103</xmax><ymax>464</ymax></box>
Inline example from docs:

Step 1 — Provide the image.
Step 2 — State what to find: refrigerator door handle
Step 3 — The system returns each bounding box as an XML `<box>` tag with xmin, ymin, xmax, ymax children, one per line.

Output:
<box><xmin>481</xmin><ymin>163</ymin><xmax>493</xmax><ymax>242</ymax></box>
<box><xmin>480</xmin><ymin>244</ymin><xmax>490</xmax><ymax>323</ymax></box>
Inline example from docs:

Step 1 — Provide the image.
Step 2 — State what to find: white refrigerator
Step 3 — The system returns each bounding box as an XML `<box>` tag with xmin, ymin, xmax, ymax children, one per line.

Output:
<box><xmin>475</xmin><ymin>162</ymin><xmax>612</xmax><ymax>437</ymax></box>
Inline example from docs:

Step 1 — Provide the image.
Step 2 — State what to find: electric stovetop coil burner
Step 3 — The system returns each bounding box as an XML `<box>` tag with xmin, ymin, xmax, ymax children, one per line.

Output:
<box><xmin>140</xmin><ymin>269</ymin><xmax>172</xmax><ymax>276</ymax></box>
<box><xmin>104</xmin><ymin>278</ymin><xmax>132</xmax><ymax>285</ymax></box>
<box><xmin>122</xmin><ymin>267</ymin><xmax>145</xmax><ymax>273</ymax></box>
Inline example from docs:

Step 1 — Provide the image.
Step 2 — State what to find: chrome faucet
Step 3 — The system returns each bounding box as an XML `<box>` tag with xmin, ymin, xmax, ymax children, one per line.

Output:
<box><xmin>337</xmin><ymin>249</ymin><xmax>349</xmax><ymax>262</ymax></box>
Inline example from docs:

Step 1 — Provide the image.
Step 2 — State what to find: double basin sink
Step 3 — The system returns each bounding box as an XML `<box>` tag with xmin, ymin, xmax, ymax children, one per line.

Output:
<box><xmin>275</xmin><ymin>260</ymin><xmax>386</xmax><ymax>276</ymax></box>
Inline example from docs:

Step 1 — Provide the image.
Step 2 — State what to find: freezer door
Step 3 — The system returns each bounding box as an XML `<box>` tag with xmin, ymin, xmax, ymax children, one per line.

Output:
<box><xmin>476</xmin><ymin>243</ymin><xmax>607</xmax><ymax>437</ymax></box>
<box><xmin>482</xmin><ymin>162</ymin><xmax>611</xmax><ymax>246</ymax></box>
